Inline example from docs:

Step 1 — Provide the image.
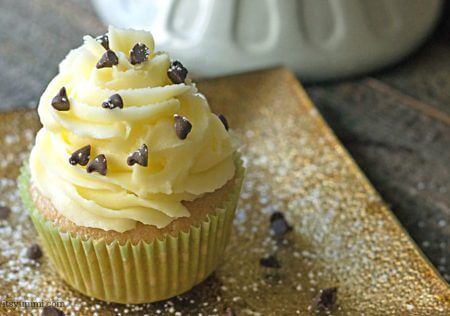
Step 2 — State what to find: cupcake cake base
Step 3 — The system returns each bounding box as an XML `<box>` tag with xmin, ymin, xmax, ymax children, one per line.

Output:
<box><xmin>18</xmin><ymin>156</ymin><xmax>244</xmax><ymax>304</ymax></box>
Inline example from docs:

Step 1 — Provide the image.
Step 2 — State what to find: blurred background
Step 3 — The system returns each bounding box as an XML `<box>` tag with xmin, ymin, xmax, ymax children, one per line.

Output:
<box><xmin>0</xmin><ymin>0</ymin><xmax>448</xmax><ymax>282</ymax></box>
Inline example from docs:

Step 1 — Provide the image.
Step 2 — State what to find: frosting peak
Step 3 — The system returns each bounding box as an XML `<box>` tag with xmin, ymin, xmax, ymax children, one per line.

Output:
<box><xmin>30</xmin><ymin>26</ymin><xmax>235</xmax><ymax>232</ymax></box>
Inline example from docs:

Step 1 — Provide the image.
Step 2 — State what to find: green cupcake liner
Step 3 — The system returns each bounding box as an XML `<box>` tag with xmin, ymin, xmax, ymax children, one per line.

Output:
<box><xmin>18</xmin><ymin>156</ymin><xmax>244</xmax><ymax>304</ymax></box>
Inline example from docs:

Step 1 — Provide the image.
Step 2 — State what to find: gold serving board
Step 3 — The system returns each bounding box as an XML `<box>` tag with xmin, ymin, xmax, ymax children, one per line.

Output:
<box><xmin>0</xmin><ymin>68</ymin><xmax>448</xmax><ymax>315</ymax></box>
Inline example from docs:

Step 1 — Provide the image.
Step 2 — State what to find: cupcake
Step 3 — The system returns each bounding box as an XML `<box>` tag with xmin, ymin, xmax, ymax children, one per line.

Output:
<box><xmin>19</xmin><ymin>26</ymin><xmax>244</xmax><ymax>304</ymax></box>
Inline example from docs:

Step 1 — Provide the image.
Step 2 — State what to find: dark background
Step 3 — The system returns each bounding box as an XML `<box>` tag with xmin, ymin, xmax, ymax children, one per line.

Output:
<box><xmin>0</xmin><ymin>0</ymin><xmax>448</xmax><ymax>282</ymax></box>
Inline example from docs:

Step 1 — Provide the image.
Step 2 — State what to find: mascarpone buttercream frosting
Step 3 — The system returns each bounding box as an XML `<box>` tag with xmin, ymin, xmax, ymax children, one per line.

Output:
<box><xmin>29</xmin><ymin>26</ymin><xmax>235</xmax><ymax>232</ymax></box>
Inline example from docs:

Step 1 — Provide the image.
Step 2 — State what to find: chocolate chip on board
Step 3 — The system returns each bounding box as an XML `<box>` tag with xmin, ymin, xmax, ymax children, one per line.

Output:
<box><xmin>259</xmin><ymin>255</ymin><xmax>281</xmax><ymax>268</ymax></box>
<box><xmin>313</xmin><ymin>287</ymin><xmax>338</xmax><ymax>310</ymax></box>
<box><xmin>96</xmin><ymin>50</ymin><xmax>119</xmax><ymax>69</ymax></box>
<box><xmin>0</xmin><ymin>206</ymin><xmax>11</xmax><ymax>219</ymax></box>
<box><xmin>51</xmin><ymin>87</ymin><xmax>70</xmax><ymax>111</ymax></box>
<box><xmin>41</xmin><ymin>306</ymin><xmax>65</xmax><ymax>316</ymax></box>
<box><xmin>26</xmin><ymin>243</ymin><xmax>43</xmax><ymax>260</ymax></box>
<box><xmin>223</xmin><ymin>306</ymin><xmax>236</xmax><ymax>316</ymax></box>
<box><xmin>270</xmin><ymin>211</ymin><xmax>292</xmax><ymax>237</ymax></box>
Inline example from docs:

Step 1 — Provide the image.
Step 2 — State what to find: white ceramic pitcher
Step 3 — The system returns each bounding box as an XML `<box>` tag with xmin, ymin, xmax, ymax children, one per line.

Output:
<box><xmin>92</xmin><ymin>0</ymin><xmax>442</xmax><ymax>81</ymax></box>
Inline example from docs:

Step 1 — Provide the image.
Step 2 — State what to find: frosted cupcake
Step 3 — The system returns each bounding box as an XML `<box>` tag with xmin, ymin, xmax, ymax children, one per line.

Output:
<box><xmin>19</xmin><ymin>26</ymin><xmax>244</xmax><ymax>304</ymax></box>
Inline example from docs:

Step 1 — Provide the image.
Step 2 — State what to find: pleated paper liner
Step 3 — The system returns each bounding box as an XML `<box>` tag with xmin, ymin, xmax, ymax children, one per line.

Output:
<box><xmin>18</xmin><ymin>155</ymin><xmax>244</xmax><ymax>304</ymax></box>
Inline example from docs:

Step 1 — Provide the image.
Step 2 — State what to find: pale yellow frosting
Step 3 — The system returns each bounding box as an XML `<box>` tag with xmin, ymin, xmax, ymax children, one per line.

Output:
<box><xmin>30</xmin><ymin>26</ymin><xmax>235</xmax><ymax>233</ymax></box>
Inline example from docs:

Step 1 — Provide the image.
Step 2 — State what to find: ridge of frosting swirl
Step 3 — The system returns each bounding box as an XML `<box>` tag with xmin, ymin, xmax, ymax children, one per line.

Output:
<box><xmin>30</xmin><ymin>26</ymin><xmax>235</xmax><ymax>232</ymax></box>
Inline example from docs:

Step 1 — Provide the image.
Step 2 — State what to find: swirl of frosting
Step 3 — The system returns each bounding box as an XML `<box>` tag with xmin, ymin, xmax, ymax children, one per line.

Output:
<box><xmin>30</xmin><ymin>26</ymin><xmax>235</xmax><ymax>233</ymax></box>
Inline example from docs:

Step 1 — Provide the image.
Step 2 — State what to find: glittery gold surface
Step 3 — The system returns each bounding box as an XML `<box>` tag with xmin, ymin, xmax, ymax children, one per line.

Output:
<box><xmin>0</xmin><ymin>68</ymin><xmax>449</xmax><ymax>315</ymax></box>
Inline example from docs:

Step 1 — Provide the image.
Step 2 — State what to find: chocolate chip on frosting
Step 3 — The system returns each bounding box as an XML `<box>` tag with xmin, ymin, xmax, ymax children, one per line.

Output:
<box><xmin>259</xmin><ymin>255</ymin><xmax>281</xmax><ymax>268</ymax></box>
<box><xmin>168</xmin><ymin>61</ymin><xmax>188</xmax><ymax>84</ymax></box>
<box><xmin>218</xmin><ymin>114</ymin><xmax>229</xmax><ymax>131</ymax></box>
<box><xmin>96</xmin><ymin>50</ymin><xmax>119</xmax><ymax>69</ymax></box>
<box><xmin>174</xmin><ymin>114</ymin><xmax>192</xmax><ymax>140</ymax></box>
<box><xmin>0</xmin><ymin>205</ymin><xmax>11</xmax><ymax>220</ymax></box>
<box><xmin>95</xmin><ymin>34</ymin><xmax>109</xmax><ymax>50</ymax></box>
<box><xmin>270</xmin><ymin>211</ymin><xmax>292</xmax><ymax>237</ymax></box>
<box><xmin>127</xmin><ymin>144</ymin><xmax>148</xmax><ymax>167</ymax></box>
<box><xmin>102</xmin><ymin>94</ymin><xmax>123</xmax><ymax>109</ymax></box>
<box><xmin>51</xmin><ymin>87</ymin><xmax>70</xmax><ymax>111</ymax></box>
<box><xmin>69</xmin><ymin>145</ymin><xmax>91</xmax><ymax>166</ymax></box>
<box><xmin>130</xmin><ymin>43</ymin><xmax>150</xmax><ymax>65</ymax></box>
<box><xmin>313</xmin><ymin>287</ymin><xmax>338</xmax><ymax>310</ymax></box>
<box><xmin>26</xmin><ymin>243</ymin><xmax>43</xmax><ymax>260</ymax></box>
<box><xmin>87</xmin><ymin>154</ymin><xmax>107</xmax><ymax>176</ymax></box>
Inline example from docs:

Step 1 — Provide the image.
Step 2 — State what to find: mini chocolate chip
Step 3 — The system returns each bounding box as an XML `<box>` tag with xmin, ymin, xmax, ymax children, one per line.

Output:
<box><xmin>259</xmin><ymin>255</ymin><xmax>281</xmax><ymax>268</ymax></box>
<box><xmin>0</xmin><ymin>206</ymin><xmax>11</xmax><ymax>219</ymax></box>
<box><xmin>96</xmin><ymin>50</ymin><xmax>119</xmax><ymax>69</ymax></box>
<box><xmin>26</xmin><ymin>243</ymin><xmax>43</xmax><ymax>260</ymax></box>
<box><xmin>168</xmin><ymin>61</ymin><xmax>188</xmax><ymax>84</ymax></box>
<box><xmin>130</xmin><ymin>43</ymin><xmax>150</xmax><ymax>65</ymax></box>
<box><xmin>95</xmin><ymin>34</ymin><xmax>109</xmax><ymax>50</ymax></box>
<box><xmin>270</xmin><ymin>211</ymin><xmax>292</xmax><ymax>237</ymax></box>
<box><xmin>174</xmin><ymin>114</ymin><xmax>192</xmax><ymax>140</ymax></box>
<box><xmin>42</xmin><ymin>306</ymin><xmax>65</xmax><ymax>316</ymax></box>
<box><xmin>102</xmin><ymin>94</ymin><xmax>123</xmax><ymax>109</ymax></box>
<box><xmin>313</xmin><ymin>287</ymin><xmax>337</xmax><ymax>309</ymax></box>
<box><xmin>51</xmin><ymin>87</ymin><xmax>70</xmax><ymax>111</ymax></box>
<box><xmin>127</xmin><ymin>144</ymin><xmax>148</xmax><ymax>167</ymax></box>
<box><xmin>69</xmin><ymin>145</ymin><xmax>91</xmax><ymax>166</ymax></box>
<box><xmin>87</xmin><ymin>154</ymin><xmax>107</xmax><ymax>176</ymax></box>
<box><xmin>223</xmin><ymin>307</ymin><xmax>236</xmax><ymax>316</ymax></box>
<box><xmin>218</xmin><ymin>114</ymin><xmax>229</xmax><ymax>131</ymax></box>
